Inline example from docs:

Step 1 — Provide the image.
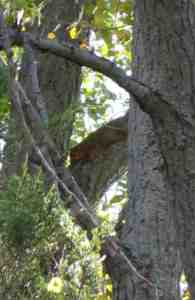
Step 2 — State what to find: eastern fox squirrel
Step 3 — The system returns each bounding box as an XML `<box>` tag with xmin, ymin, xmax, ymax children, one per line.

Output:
<box><xmin>70</xmin><ymin>113</ymin><xmax>128</xmax><ymax>163</ymax></box>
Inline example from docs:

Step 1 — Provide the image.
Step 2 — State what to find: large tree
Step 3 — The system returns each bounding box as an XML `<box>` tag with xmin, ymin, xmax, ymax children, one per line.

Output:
<box><xmin>0</xmin><ymin>0</ymin><xmax>194</xmax><ymax>299</ymax></box>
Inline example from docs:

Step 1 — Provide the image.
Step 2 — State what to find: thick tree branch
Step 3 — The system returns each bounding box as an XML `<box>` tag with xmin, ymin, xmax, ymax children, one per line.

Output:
<box><xmin>0</xmin><ymin>28</ymin><xmax>161</xmax><ymax>115</ymax></box>
<box><xmin>70</xmin><ymin>112</ymin><xmax>128</xmax><ymax>163</ymax></box>
<box><xmin>32</xmin><ymin>39</ymin><xmax>193</xmax><ymax>125</ymax></box>
<box><xmin>1</xmin><ymin>28</ymin><xmax>192</xmax><ymax>126</ymax></box>
<box><xmin>23</xmin><ymin>38</ymin><xmax>48</xmax><ymax>127</ymax></box>
<box><xmin>34</xmin><ymin>39</ymin><xmax>148</xmax><ymax>96</ymax></box>
<box><xmin>70</xmin><ymin>113</ymin><xmax>128</xmax><ymax>203</ymax></box>
<box><xmin>72</xmin><ymin>140</ymin><xmax>128</xmax><ymax>204</ymax></box>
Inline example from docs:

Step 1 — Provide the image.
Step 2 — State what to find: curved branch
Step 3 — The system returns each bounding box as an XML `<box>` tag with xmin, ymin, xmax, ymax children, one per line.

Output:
<box><xmin>0</xmin><ymin>28</ymin><xmax>158</xmax><ymax>114</ymax></box>
<box><xmin>33</xmin><ymin>39</ymin><xmax>193</xmax><ymax>125</ymax></box>
<box><xmin>1</xmin><ymin>27</ymin><xmax>193</xmax><ymax>128</ymax></box>
<box><xmin>2</xmin><ymin>28</ymin><xmax>191</xmax><ymax>125</ymax></box>
<box><xmin>34</xmin><ymin>39</ymin><xmax>146</xmax><ymax>93</ymax></box>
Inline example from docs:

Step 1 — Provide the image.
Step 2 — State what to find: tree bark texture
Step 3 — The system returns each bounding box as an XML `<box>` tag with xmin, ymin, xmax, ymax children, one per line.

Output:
<box><xmin>3</xmin><ymin>0</ymin><xmax>82</xmax><ymax>177</ymax></box>
<box><xmin>109</xmin><ymin>1</ymin><xmax>195</xmax><ymax>299</ymax></box>
<box><xmin>37</xmin><ymin>0</ymin><xmax>82</xmax><ymax>155</ymax></box>
<box><xmin>71</xmin><ymin>112</ymin><xmax>128</xmax><ymax>204</ymax></box>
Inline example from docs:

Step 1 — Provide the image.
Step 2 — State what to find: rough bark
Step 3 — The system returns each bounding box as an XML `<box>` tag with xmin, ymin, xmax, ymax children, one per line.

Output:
<box><xmin>108</xmin><ymin>1</ymin><xmax>191</xmax><ymax>299</ymax></box>
<box><xmin>3</xmin><ymin>0</ymin><xmax>82</xmax><ymax>177</ymax></box>
<box><xmin>71</xmin><ymin>113</ymin><xmax>128</xmax><ymax>204</ymax></box>
<box><xmin>36</xmin><ymin>0</ymin><xmax>82</xmax><ymax>155</ymax></box>
<box><xmin>145</xmin><ymin>2</ymin><xmax>195</xmax><ymax>296</ymax></box>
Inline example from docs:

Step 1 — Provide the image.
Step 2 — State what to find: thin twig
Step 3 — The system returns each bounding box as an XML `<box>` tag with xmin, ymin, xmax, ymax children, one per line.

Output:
<box><xmin>13</xmin><ymin>80</ymin><xmax>99</xmax><ymax>230</ymax></box>
<box><xmin>23</xmin><ymin>37</ymin><xmax>48</xmax><ymax>127</ymax></box>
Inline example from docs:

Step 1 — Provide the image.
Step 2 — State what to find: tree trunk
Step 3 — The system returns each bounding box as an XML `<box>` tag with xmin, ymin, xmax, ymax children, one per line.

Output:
<box><xmin>37</xmin><ymin>0</ymin><xmax>82</xmax><ymax>155</ymax></box>
<box><xmin>114</xmin><ymin>104</ymin><xmax>181</xmax><ymax>300</ymax></box>
<box><xmin>3</xmin><ymin>0</ymin><xmax>82</xmax><ymax>177</ymax></box>
<box><xmin>108</xmin><ymin>1</ymin><xmax>195</xmax><ymax>299</ymax></box>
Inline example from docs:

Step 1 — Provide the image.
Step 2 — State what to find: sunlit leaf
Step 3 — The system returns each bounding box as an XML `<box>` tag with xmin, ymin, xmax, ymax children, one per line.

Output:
<box><xmin>68</xmin><ymin>26</ymin><xmax>79</xmax><ymax>39</ymax></box>
<box><xmin>47</xmin><ymin>32</ymin><xmax>56</xmax><ymax>40</ymax></box>
<box><xmin>100</xmin><ymin>42</ymin><xmax>109</xmax><ymax>56</ymax></box>
<box><xmin>47</xmin><ymin>277</ymin><xmax>63</xmax><ymax>294</ymax></box>
<box><xmin>183</xmin><ymin>289</ymin><xmax>191</xmax><ymax>300</ymax></box>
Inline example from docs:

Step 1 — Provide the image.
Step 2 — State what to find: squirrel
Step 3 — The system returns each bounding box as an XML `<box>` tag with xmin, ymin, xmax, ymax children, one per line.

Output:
<box><xmin>70</xmin><ymin>113</ymin><xmax>128</xmax><ymax>163</ymax></box>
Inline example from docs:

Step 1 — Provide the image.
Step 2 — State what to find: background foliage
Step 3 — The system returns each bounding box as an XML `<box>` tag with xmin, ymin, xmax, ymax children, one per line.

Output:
<box><xmin>0</xmin><ymin>167</ymin><xmax>126</xmax><ymax>299</ymax></box>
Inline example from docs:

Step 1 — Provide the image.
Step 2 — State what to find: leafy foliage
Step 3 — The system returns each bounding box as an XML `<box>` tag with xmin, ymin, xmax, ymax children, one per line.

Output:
<box><xmin>84</xmin><ymin>0</ymin><xmax>133</xmax><ymax>62</ymax></box>
<box><xmin>70</xmin><ymin>0</ymin><xmax>131</xmax><ymax>145</ymax></box>
<box><xmin>0</xmin><ymin>61</ymin><xmax>8</xmax><ymax>121</ymax></box>
<box><xmin>0</xmin><ymin>168</ymin><xmax>56</xmax><ymax>249</ymax></box>
<box><xmin>0</xmin><ymin>169</ymin><xmax>117</xmax><ymax>299</ymax></box>
<box><xmin>71</xmin><ymin>68</ymin><xmax>128</xmax><ymax>146</ymax></box>
<box><xmin>2</xmin><ymin>0</ymin><xmax>43</xmax><ymax>26</ymax></box>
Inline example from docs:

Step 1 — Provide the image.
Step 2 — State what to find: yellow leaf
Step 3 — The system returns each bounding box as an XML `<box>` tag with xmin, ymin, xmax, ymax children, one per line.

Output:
<box><xmin>48</xmin><ymin>32</ymin><xmax>56</xmax><ymax>40</ymax></box>
<box><xmin>182</xmin><ymin>289</ymin><xmax>191</xmax><ymax>300</ymax></box>
<box><xmin>106</xmin><ymin>283</ymin><xmax>112</xmax><ymax>293</ymax></box>
<box><xmin>68</xmin><ymin>26</ymin><xmax>78</xmax><ymax>39</ymax></box>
